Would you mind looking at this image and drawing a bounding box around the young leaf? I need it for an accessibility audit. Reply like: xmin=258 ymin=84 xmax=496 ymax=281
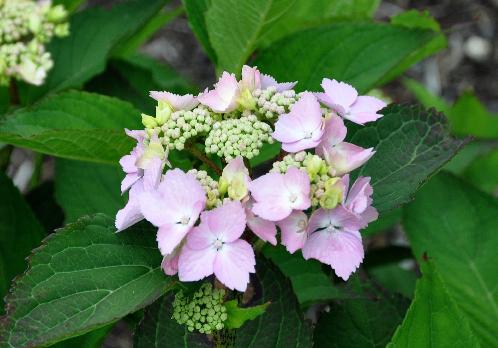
xmin=20 ymin=0 xmax=169 ymax=104
xmin=0 ymin=215 xmax=173 ymax=348
xmin=387 ymin=261 xmax=480 ymax=347
xmin=0 ymin=172 xmax=45 ymax=312
xmin=314 ymin=281 xmax=410 ymax=348
xmin=0 ymin=91 xmax=141 ymax=164
xmin=234 ymin=258 xmax=313 ymax=347
xmin=254 ymin=23 xmax=444 ymax=93
xmin=403 ymin=172 xmax=498 ymax=347
xmin=349 ymin=104 xmax=466 ymax=213
xmin=224 ymin=300 xmax=269 ymax=329
xmin=55 ymin=159 xmax=125 ymax=223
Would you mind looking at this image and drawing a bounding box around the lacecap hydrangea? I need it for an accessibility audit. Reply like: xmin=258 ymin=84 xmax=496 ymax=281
xmin=0 ymin=0 xmax=69 ymax=86
xmin=115 ymin=65 xmax=386 ymax=299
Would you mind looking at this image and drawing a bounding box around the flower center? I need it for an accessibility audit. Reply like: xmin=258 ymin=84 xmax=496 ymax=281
xmin=179 ymin=216 xmax=190 ymax=225
xmin=213 ymin=239 xmax=223 ymax=250
xmin=303 ymin=130 xmax=313 ymax=139
xmin=289 ymin=193 xmax=298 ymax=203
xmin=297 ymin=219 xmax=306 ymax=232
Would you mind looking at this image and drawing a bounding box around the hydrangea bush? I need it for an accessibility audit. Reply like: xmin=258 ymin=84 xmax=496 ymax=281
xmin=0 ymin=1 xmax=496 ymax=348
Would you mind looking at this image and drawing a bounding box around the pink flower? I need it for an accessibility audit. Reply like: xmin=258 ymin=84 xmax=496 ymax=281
xmin=277 ymin=210 xmax=308 ymax=253
xmin=198 ymin=72 xmax=239 ymax=113
xmin=149 ymin=91 xmax=199 ymax=111
xmin=161 ymin=247 xmax=181 ymax=276
xmin=342 ymin=175 xmax=378 ymax=228
xmin=139 ymin=169 xmax=206 ymax=256
xmin=302 ymin=207 xmax=364 ymax=280
xmin=249 ymin=167 xmax=311 ymax=221
xmin=316 ymin=117 xmax=374 ymax=176
xmin=245 ymin=199 xmax=277 ymax=245
xmin=178 ymin=201 xmax=256 ymax=292
xmin=261 ymin=74 xmax=296 ymax=92
xmin=316 ymin=78 xmax=386 ymax=125
xmin=115 ymin=180 xmax=146 ymax=232
xmin=272 ymin=92 xmax=324 ymax=152
xmin=240 ymin=65 xmax=261 ymax=92
xmin=119 ymin=142 xmax=144 ymax=193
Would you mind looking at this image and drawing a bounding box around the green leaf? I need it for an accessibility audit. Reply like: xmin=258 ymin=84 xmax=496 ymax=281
xmin=314 ymin=281 xmax=410 ymax=348
xmin=134 ymin=294 xmax=211 ymax=347
xmin=350 ymin=104 xmax=466 ymax=213
xmin=53 ymin=0 xmax=86 ymax=13
xmin=403 ymin=78 xmax=450 ymax=114
xmin=448 ymin=91 xmax=498 ymax=139
xmin=225 ymin=300 xmax=269 ymax=329
xmin=444 ymin=141 xmax=497 ymax=175
xmin=361 ymin=208 xmax=401 ymax=236
xmin=234 ymin=258 xmax=313 ymax=347
xmin=390 ymin=9 xmax=441 ymax=31
xmin=55 ymin=159 xmax=125 ymax=223
xmin=20 ymin=0 xmax=169 ymax=104
xmin=258 ymin=0 xmax=380 ymax=47
xmin=182 ymin=0 xmax=217 ymax=63
xmin=262 ymin=245 xmax=344 ymax=306
xmin=0 ymin=214 xmax=173 ymax=348
xmin=206 ymin=0 xmax=295 ymax=73
xmin=49 ymin=324 xmax=114 ymax=348
xmin=367 ymin=263 xmax=417 ymax=299
xmin=0 ymin=91 xmax=141 ymax=164
xmin=463 ymin=148 xmax=498 ymax=193
xmin=387 ymin=261 xmax=480 ymax=347
xmin=254 ymin=23 xmax=444 ymax=93
xmin=0 ymin=172 xmax=45 ymax=313
xmin=402 ymin=172 xmax=498 ymax=347
xmin=25 ymin=181 xmax=65 ymax=233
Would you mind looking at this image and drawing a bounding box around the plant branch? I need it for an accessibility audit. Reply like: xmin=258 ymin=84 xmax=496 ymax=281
xmin=185 ymin=143 xmax=222 ymax=176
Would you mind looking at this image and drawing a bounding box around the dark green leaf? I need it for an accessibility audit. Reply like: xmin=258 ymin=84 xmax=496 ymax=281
xmin=254 ymin=23 xmax=444 ymax=93
xmin=402 ymin=172 xmax=498 ymax=347
xmin=134 ymin=294 xmax=211 ymax=348
xmin=25 ymin=181 xmax=64 ymax=233
xmin=367 ymin=263 xmax=417 ymax=299
xmin=0 ymin=91 xmax=141 ymax=164
xmin=55 ymin=159 xmax=125 ymax=223
xmin=53 ymin=0 xmax=86 ymax=13
xmin=20 ymin=0 xmax=169 ymax=103
xmin=0 ymin=214 xmax=173 ymax=348
xmin=361 ymin=208 xmax=401 ymax=236
xmin=350 ymin=104 xmax=466 ymax=212
xmin=234 ymin=258 xmax=313 ymax=347
xmin=387 ymin=261 xmax=480 ymax=347
xmin=49 ymin=324 xmax=114 ymax=348
xmin=314 ymin=281 xmax=410 ymax=348
xmin=182 ymin=0 xmax=217 ymax=63
xmin=0 ymin=172 xmax=45 ymax=313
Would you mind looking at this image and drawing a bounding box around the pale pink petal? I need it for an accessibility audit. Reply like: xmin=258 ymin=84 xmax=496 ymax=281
xmin=324 ymin=142 xmax=375 ymax=176
xmin=115 ymin=181 xmax=145 ymax=232
xmin=316 ymin=115 xmax=347 ymax=154
xmin=346 ymin=96 xmax=386 ymax=124
xmin=121 ymin=173 xmax=140 ymax=193
xmin=261 ymin=73 xmax=296 ymax=92
xmin=283 ymin=167 xmax=311 ymax=211
xmin=241 ymin=65 xmax=261 ymax=91
xmin=120 ymin=153 xmax=138 ymax=173
xmin=249 ymin=172 xmax=291 ymax=221
xmin=214 ymin=239 xmax=255 ymax=292
xmin=185 ymin=221 xmax=216 ymax=250
xmin=291 ymin=92 xmax=323 ymax=133
xmin=246 ymin=202 xmax=277 ymax=245
xmin=198 ymin=72 xmax=239 ymax=112
xmin=320 ymin=78 xmax=358 ymax=113
xmin=178 ymin=245 xmax=216 ymax=281
xmin=125 ymin=129 xmax=146 ymax=142
xmin=222 ymin=156 xmax=249 ymax=182
xmin=149 ymin=91 xmax=199 ymax=111
xmin=251 ymin=201 xmax=293 ymax=222
xmin=142 ymin=156 xmax=163 ymax=191
xmin=272 ymin=112 xmax=309 ymax=143
xmin=308 ymin=206 xmax=361 ymax=233
xmin=358 ymin=206 xmax=378 ymax=227
xmin=161 ymin=249 xmax=180 ymax=276
xmin=281 ymin=137 xmax=322 ymax=153
xmin=344 ymin=177 xmax=372 ymax=214
xmin=205 ymin=201 xmax=246 ymax=243
xmin=156 ymin=224 xmax=191 ymax=255
xmin=277 ymin=211 xmax=308 ymax=253
xmin=139 ymin=190 xmax=176 ymax=227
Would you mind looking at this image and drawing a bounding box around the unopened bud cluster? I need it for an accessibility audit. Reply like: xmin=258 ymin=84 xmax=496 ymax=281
xmin=253 ymin=87 xmax=299 ymax=120
xmin=0 ymin=0 xmax=69 ymax=86
xmin=205 ymin=112 xmax=274 ymax=161
xmin=187 ymin=169 xmax=223 ymax=208
xmin=172 ymin=283 xmax=228 ymax=334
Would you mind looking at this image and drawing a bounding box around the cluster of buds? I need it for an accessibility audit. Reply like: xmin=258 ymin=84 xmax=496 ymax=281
xmin=0 ymin=0 xmax=69 ymax=86
xmin=252 ymin=87 xmax=298 ymax=120
xmin=116 ymin=65 xmax=387 ymax=311
xmin=172 ymin=284 xmax=228 ymax=334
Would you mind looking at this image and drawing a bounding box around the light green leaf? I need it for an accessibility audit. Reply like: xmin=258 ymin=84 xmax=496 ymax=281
xmin=388 ymin=261 xmax=480 ymax=347
xmin=206 ymin=0 xmax=295 ymax=73
xmin=225 ymin=300 xmax=269 ymax=329
xmin=0 ymin=172 xmax=45 ymax=312
xmin=55 ymin=159 xmax=125 ymax=223
xmin=390 ymin=9 xmax=441 ymax=31
xmin=0 ymin=214 xmax=173 ymax=348
xmin=349 ymin=104 xmax=466 ymax=212
xmin=463 ymin=148 xmax=498 ymax=193
xmin=403 ymin=78 xmax=450 ymax=114
xmin=314 ymin=280 xmax=410 ymax=348
xmin=262 ymin=245 xmax=344 ymax=307
xmin=182 ymin=0 xmax=217 ymax=63
xmin=20 ymin=0 xmax=169 ymax=104
xmin=254 ymin=23 xmax=444 ymax=93
xmin=0 ymin=91 xmax=141 ymax=164
xmin=234 ymin=257 xmax=313 ymax=347
xmin=402 ymin=172 xmax=498 ymax=347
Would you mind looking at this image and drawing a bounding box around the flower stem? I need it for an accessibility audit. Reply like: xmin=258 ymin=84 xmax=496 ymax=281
xmin=9 ymin=79 xmax=20 ymax=106
xmin=185 ymin=143 xmax=222 ymax=176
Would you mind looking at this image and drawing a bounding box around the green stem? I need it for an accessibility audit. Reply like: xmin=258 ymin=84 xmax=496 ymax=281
xmin=185 ymin=143 xmax=222 ymax=176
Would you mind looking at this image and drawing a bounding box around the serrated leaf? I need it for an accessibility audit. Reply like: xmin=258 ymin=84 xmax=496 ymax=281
xmin=314 ymin=280 xmax=410 ymax=348
xmin=55 ymin=159 xmax=125 ymax=223
xmin=387 ymin=261 xmax=480 ymax=347
xmin=402 ymin=172 xmax=498 ymax=347
xmin=234 ymin=258 xmax=312 ymax=347
xmin=254 ymin=23 xmax=444 ymax=93
xmin=349 ymin=104 xmax=466 ymax=213
xmin=0 ymin=91 xmax=141 ymax=164
xmin=0 ymin=214 xmax=173 ymax=348
xmin=225 ymin=300 xmax=269 ymax=329
xmin=206 ymin=0 xmax=295 ymax=73
xmin=262 ymin=245 xmax=344 ymax=307
xmin=20 ymin=0 xmax=169 ymax=103
xmin=0 ymin=172 xmax=45 ymax=313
